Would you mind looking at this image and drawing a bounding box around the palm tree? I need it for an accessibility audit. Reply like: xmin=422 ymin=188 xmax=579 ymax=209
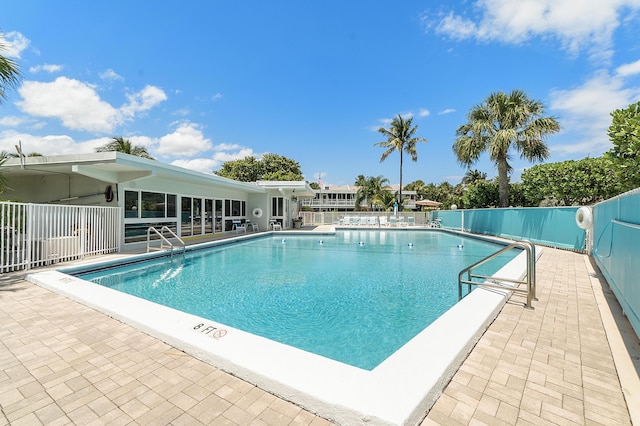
xmin=453 ymin=90 xmax=560 ymax=207
xmin=375 ymin=114 xmax=427 ymax=207
xmin=96 ymin=137 xmax=154 ymax=159
xmin=372 ymin=190 xmax=397 ymax=211
xmin=0 ymin=42 xmax=21 ymax=105
xmin=0 ymin=43 xmax=21 ymax=195
xmin=354 ymin=175 xmax=389 ymax=210
xmin=461 ymin=169 xmax=487 ymax=186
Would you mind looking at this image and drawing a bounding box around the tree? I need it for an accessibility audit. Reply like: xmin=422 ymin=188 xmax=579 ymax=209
xmin=462 ymin=180 xmax=500 ymax=208
xmin=0 ymin=42 xmax=21 ymax=105
xmin=354 ymin=175 xmax=389 ymax=210
xmin=521 ymin=157 xmax=619 ymax=206
xmin=461 ymin=169 xmax=487 ymax=186
xmin=215 ymin=153 xmax=303 ymax=182
xmin=453 ymin=90 xmax=560 ymax=207
xmin=260 ymin=154 xmax=304 ymax=181
xmin=1 ymin=42 xmax=22 ymax=195
xmin=605 ymin=101 xmax=640 ymax=192
xmin=375 ymin=114 xmax=427 ymax=206
xmin=371 ymin=190 xmax=397 ymax=211
xmin=96 ymin=137 xmax=154 ymax=159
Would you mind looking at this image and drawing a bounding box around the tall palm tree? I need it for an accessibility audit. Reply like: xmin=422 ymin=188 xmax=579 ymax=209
xmin=96 ymin=137 xmax=154 ymax=159
xmin=375 ymin=114 xmax=427 ymax=207
xmin=0 ymin=42 xmax=21 ymax=105
xmin=453 ymin=90 xmax=560 ymax=207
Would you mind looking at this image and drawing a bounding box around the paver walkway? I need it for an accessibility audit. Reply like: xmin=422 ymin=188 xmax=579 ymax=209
xmin=423 ymin=248 xmax=636 ymax=425
xmin=1 ymin=247 xmax=637 ymax=425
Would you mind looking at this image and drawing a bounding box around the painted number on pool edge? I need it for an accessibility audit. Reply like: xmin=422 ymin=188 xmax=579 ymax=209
xmin=193 ymin=323 xmax=228 ymax=339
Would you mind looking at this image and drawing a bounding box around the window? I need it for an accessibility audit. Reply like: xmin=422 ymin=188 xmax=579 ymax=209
xmin=141 ymin=192 xmax=165 ymax=218
xmin=167 ymin=194 xmax=176 ymax=217
xmin=125 ymin=191 xmax=139 ymax=218
xmin=272 ymin=197 xmax=284 ymax=216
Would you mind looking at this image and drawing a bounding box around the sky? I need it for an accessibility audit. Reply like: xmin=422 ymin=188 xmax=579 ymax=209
xmin=1 ymin=1 xmax=640 ymax=188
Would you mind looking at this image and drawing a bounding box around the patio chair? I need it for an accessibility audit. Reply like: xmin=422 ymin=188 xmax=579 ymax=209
xmin=369 ymin=217 xmax=378 ymax=227
xmin=232 ymin=220 xmax=246 ymax=233
xmin=407 ymin=217 xmax=415 ymax=226
xmin=389 ymin=216 xmax=397 ymax=227
xmin=379 ymin=216 xmax=388 ymax=227
xmin=359 ymin=217 xmax=368 ymax=226
xmin=398 ymin=217 xmax=406 ymax=227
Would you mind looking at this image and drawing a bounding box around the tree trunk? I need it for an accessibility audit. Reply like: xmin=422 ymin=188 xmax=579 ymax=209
xmin=398 ymin=151 xmax=403 ymax=208
xmin=497 ymin=157 xmax=510 ymax=207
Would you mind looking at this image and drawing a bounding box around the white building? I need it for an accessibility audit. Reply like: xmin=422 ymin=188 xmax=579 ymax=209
xmin=1 ymin=152 xmax=314 ymax=247
xmin=301 ymin=184 xmax=418 ymax=212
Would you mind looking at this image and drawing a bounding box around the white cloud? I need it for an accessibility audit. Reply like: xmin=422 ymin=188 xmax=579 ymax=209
xmin=0 ymin=130 xmax=108 ymax=156
xmin=549 ymin=69 xmax=640 ymax=156
xmin=212 ymin=93 xmax=223 ymax=101
xmin=428 ymin=0 xmax=640 ymax=61
xmin=170 ymin=158 xmax=218 ymax=174
xmin=418 ymin=108 xmax=430 ymax=117
xmin=156 ymin=122 xmax=212 ymax=156
xmin=438 ymin=108 xmax=456 ymax=115
xmin=29 ymin=64 xmax=63 ymax=74
xmin=121 ymin=85 xmax=168 ymax=118
xmin=214 ymin=143 xmax=242 ymax=151
xmin=170 ymin=146 xmax=257 ymax=174
xmin=16 ymin=77 xmax=167 ymax=133
xmin=0 ymin=31 xmax=30 ymax=58
xmin=616 ymin=59 xmax=640 ymax=77
xmin=17 ymin=77 xmax=120 ymax=133
xmin=100 ymin=69 xmax=124 ymax=82
xmin=0 ymin=116 xmax=28 ymax=127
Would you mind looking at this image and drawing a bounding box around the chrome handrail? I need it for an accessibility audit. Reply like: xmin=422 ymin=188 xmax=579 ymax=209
xmin=147 ymin=226 xmax=186 ymax=256
xmin=458 ymin=240 xmax=536 ymax=309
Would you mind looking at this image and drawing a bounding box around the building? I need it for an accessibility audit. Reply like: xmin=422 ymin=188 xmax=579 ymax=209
xmin=301 ymin=184 xmax=418 ymax=212
xmin=0 ymin=152 xmax=314 ymax=248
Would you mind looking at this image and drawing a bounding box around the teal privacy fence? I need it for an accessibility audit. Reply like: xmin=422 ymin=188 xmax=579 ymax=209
xmin=591 ymin=188 xmax=640 ymax=339
xmin=431 ymin=207 xmax=585 ymax=251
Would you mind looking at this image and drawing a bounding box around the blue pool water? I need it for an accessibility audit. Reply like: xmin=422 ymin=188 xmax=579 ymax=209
xmin=77 ymin=230 xmax=516 ymax=370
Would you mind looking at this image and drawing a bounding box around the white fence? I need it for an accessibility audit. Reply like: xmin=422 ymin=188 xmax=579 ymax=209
xmin=1 ymin=202 xmax=121 ymax=273
xmin=299 ymin=211 xmax=432 ymax=226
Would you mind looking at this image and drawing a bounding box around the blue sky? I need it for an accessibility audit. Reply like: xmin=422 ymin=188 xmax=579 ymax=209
xmin=2 ymin=1 xmax=640 ymax=187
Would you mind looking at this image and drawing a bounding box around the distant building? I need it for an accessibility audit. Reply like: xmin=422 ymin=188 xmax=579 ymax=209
xmin=301 ymin=184 xmax=418 ymax=212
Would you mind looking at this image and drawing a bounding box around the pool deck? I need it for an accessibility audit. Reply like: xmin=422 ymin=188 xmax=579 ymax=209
xmin=1 ymin=230 xmax=639 ymax=425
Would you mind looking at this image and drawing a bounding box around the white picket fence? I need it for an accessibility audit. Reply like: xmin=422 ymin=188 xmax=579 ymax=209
xmin=1 ymin=202 xmax=122 ymax=273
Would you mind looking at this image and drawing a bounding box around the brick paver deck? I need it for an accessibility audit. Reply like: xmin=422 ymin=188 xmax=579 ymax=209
xmin=1 ymin=247 xmax=637 ymax=425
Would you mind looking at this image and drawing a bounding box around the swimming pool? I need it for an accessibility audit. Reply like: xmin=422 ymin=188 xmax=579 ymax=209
xmin=29 ymin=229 xmax=538 ymax=425
xmin=77 ymin=230 xmax=515 ymax=370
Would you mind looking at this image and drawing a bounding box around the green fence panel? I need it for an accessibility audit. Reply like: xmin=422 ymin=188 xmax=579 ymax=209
xmin=592 ymin=189 xmax=640 ymax=339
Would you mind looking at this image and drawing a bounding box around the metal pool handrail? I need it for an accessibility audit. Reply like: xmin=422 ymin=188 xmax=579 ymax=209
xmin=458 ymin=240 xmax=536 ymax=309
xmin=147 ymin=226 xmax=186 ymax=256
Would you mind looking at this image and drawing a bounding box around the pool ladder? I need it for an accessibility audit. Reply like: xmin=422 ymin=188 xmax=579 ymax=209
xmin=147 ymin=226 xmax=186 ymax=257
xmin=458 ymin=240 xmax=537 ymax=309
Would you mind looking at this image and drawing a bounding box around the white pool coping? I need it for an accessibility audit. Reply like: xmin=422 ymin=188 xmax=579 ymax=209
xmin=27 ymin=234 xmax=541 ymax=425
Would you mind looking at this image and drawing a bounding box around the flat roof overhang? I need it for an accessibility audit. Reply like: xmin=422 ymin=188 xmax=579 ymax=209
xmin=1 ymin=152 xmax=265 ymax=193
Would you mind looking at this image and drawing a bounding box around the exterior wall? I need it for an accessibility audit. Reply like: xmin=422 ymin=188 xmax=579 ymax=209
xmin=592 ymin=188 xmax=640 ymax=339
xmin=4 ymin=174 xmax=116 ymax=207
